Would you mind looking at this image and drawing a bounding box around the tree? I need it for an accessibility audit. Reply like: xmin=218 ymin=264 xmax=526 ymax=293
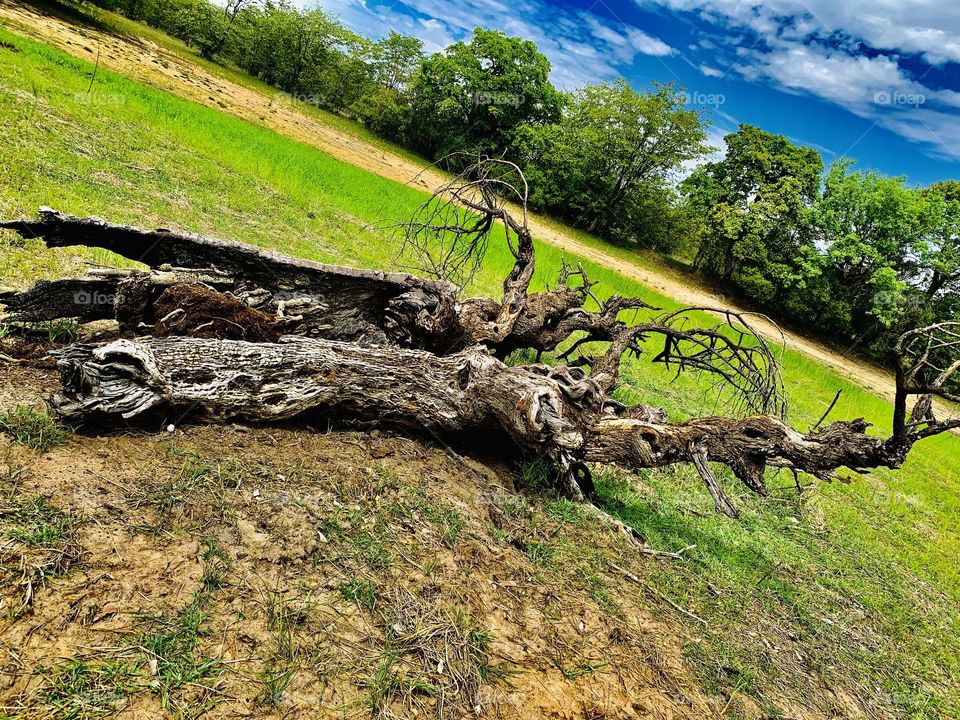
xmin=814 ymin=160 xmax=931 ymax=338
xmin=232 ymin=3 xmax=373 ymax=107
xmin=194 ymin=0 xmax=258 ymax=60
xmin=369 ymin=31 xmax=424 ymax=91
xmin=406 ymin=29 xmax=563 ymax=158
xmin=519 ymin=80 xmax=710 ymax=239
xmin=349 ymin=32 xmax=423 ymax=140
xmin=683 ymin=125 xmax=823 ymax=305
xmin=919 ymin=180 xmax=960 ymax=300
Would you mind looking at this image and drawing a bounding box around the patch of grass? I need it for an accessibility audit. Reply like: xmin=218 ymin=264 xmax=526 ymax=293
xmin=137 ymin=593 xmax=219 ymax=715
xmin=39 ymin=656 xmax=144 ymax=720
xmin=4 ymin=494 xmax=75 ymax=548
xmin=259 ymin=664 xmax=297 ymax=707
xmin=0 ymin=474 xmax=80 ymax=606
xmin=521 ymin=459 xmax=552 ymax=492
xmin=45 ymin=318 xmax=79 ymax=343
xmin=132 ymin=541 xmax=229 ymax=716
xmin=555 ymin=662 xmax=607 ymax=681
xmin=0 ymin=405 xmax=69 ymax=452
xmin=367 ymin=590 xmax=502 ymax=716
xmin=340 ymin=577 xmax=379 ymax=611
xmin=349 ymin=531 xmax=394 ymax=570
xmin=525 ymin=541 xmax=561 ymax=574
xmin=421 ymin=504 xmax=464 ymax=548
xmin=545 ymin=497 xmax=590 ymax=526
xmin=257 ymin=582 xmax=309 ymax=707
xmin=131 ymin=449 xmax=239 ymax=531
xmin=199 ymin=538 xmax=230 ymax=591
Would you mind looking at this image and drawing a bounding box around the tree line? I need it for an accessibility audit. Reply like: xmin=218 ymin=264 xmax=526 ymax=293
xmin=82 ymin=0 xmax=960 ymax=372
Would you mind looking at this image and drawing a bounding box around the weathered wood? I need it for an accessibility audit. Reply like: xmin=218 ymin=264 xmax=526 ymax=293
xmin=1 ymin=208 xmax=458 ymax=343
xmin=51 ymin=336 xmax=929 ymax=498
xmin=2 ymin=210 xmax=788 ymax=415
xmin=7 ymin=200 xmax=958 ymax=517
xmin=0 ymin=278 xmax=123 ymax=324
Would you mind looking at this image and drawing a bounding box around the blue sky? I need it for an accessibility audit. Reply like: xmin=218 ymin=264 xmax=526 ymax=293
xmin=314 ymin=0 xmax=960 ymax=186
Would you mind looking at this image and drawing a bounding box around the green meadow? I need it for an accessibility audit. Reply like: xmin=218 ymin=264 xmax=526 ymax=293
xmin=1 ymin=24 xmax=958 ymax=716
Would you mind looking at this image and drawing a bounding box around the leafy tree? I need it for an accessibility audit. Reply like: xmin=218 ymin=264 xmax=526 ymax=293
xmin=232 ymin=3 xmax=372 ymax=107
xmin=814 ymin=160 xmax=931 ymax=333
xmin=919 ymin=180 xmax=960 ymax=299
xmin=348 ymin=32 xmax=422 ymax=139
xmin=193 ymin=0 xmax=259 ymax=60
xmin=518 ymin=80 xmax=709 ymax=244
xmin=369 ymin=31 xmax=423 ymax=90
xmin=406 ymin=28 xmax=563 ymax=158
xmin=683 ymin=125 xmax=823 ymax=305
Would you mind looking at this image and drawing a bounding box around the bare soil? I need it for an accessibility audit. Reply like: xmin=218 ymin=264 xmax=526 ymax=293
xmin=0 ymin=0 xmax=921 ymax=408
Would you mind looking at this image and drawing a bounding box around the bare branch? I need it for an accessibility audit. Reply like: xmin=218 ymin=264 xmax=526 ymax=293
xmin=394 ymin=152 xmax=530 ymax=289
xmin=893 ymin=322 xmax=960 ymax=439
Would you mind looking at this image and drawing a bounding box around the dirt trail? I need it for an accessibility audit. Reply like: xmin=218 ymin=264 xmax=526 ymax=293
xmin=0 ymin=0 xmax=943 ymax=408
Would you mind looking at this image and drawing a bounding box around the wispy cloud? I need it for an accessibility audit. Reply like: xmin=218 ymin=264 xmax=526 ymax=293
xmin=317 ymin=0 xmax=677 ymax=88
xmin=636 ymin=0 xmax=960 ymax=161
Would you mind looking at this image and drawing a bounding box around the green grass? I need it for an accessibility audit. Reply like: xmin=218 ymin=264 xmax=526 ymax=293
xmin=133 ymin=537 xmax=231 ymax=717
xmin=3 ymin=494 xmax=73 ymax=547
xmin=39 ymin=657 xmax=143 ymax=720
xmin=0 ymin=24 xmax=958 ymax=717
xmin=0 ymin=405 xmax=69 ymax=452
xmin=340 ymin=578 xmax=379 ymax=611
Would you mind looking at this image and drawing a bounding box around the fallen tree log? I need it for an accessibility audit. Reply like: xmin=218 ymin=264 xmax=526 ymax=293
xmin=4 ymin=155 xmax=958 ymax=520
xmin=2 ymin=209 xmax=788 ymax=413
xmin=51 ymin=335 xmax=953 ymax=517
xmin=0 ymin=207 xmax=458 ymax=344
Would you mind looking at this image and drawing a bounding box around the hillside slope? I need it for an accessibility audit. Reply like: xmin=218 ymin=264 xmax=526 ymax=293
xmin=1 ymin=362 xmax=743 ymax=720
xmin=0 ymin=5 xmax=959 ymax=718
xmin=0 ymin=0 xmax=917 ymax=406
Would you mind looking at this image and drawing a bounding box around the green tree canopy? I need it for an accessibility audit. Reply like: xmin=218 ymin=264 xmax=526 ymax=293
xmin=518 ymin=80 xmax=710 ymax=246
xmin=919 ymin=180 xmax=960 ymax=299
xmin=814 ymin=159 xmax=932 ymax=330
xmin=683 ymin=125 xmax=823 ymax=305
xmin=406 ymin=28 xmax=563 ymax=158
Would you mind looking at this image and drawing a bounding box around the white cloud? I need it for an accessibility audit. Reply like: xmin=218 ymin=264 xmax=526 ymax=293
xmin=639 ymin=0 xmax=960 ymax=65
xmin=316 ymin=0 xmax=677 ymax=88
xmin=624 ymin=26 xmax=675 ymax=57
xmin=635 ymin=0 xmax=960 ymax=162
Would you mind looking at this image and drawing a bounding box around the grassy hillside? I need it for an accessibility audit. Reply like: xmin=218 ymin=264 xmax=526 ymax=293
xmin=1 ymin=24 xmax=959 ymax=717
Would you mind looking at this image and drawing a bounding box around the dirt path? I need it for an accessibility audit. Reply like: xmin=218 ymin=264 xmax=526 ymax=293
xmin=0 ymin=0 xmax=941 ymax=408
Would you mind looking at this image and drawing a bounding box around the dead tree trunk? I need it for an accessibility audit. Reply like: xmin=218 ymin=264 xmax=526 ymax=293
xmin=0 ymin=208 xmax=460 ymax=346
xmin=3 ymin=155 xmax=958 ymax=521
xmin=51 ymin=336 xmax=945 ymax=517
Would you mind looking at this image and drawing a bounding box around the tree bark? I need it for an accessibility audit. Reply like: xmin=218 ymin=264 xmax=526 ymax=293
xmin=5 ymin=205 xmax=957 ymax=519
xmin=1 ymin=208 xmax=458 ymax=345
xmin=51 ymin=336 xmax=926 ymax=516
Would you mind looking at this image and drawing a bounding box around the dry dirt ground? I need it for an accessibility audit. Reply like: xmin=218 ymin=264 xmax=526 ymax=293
xmin=0 ymin=353 xmax=763 ymax=720
xmin=0 ymin=0 xmax=918 ymax=407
